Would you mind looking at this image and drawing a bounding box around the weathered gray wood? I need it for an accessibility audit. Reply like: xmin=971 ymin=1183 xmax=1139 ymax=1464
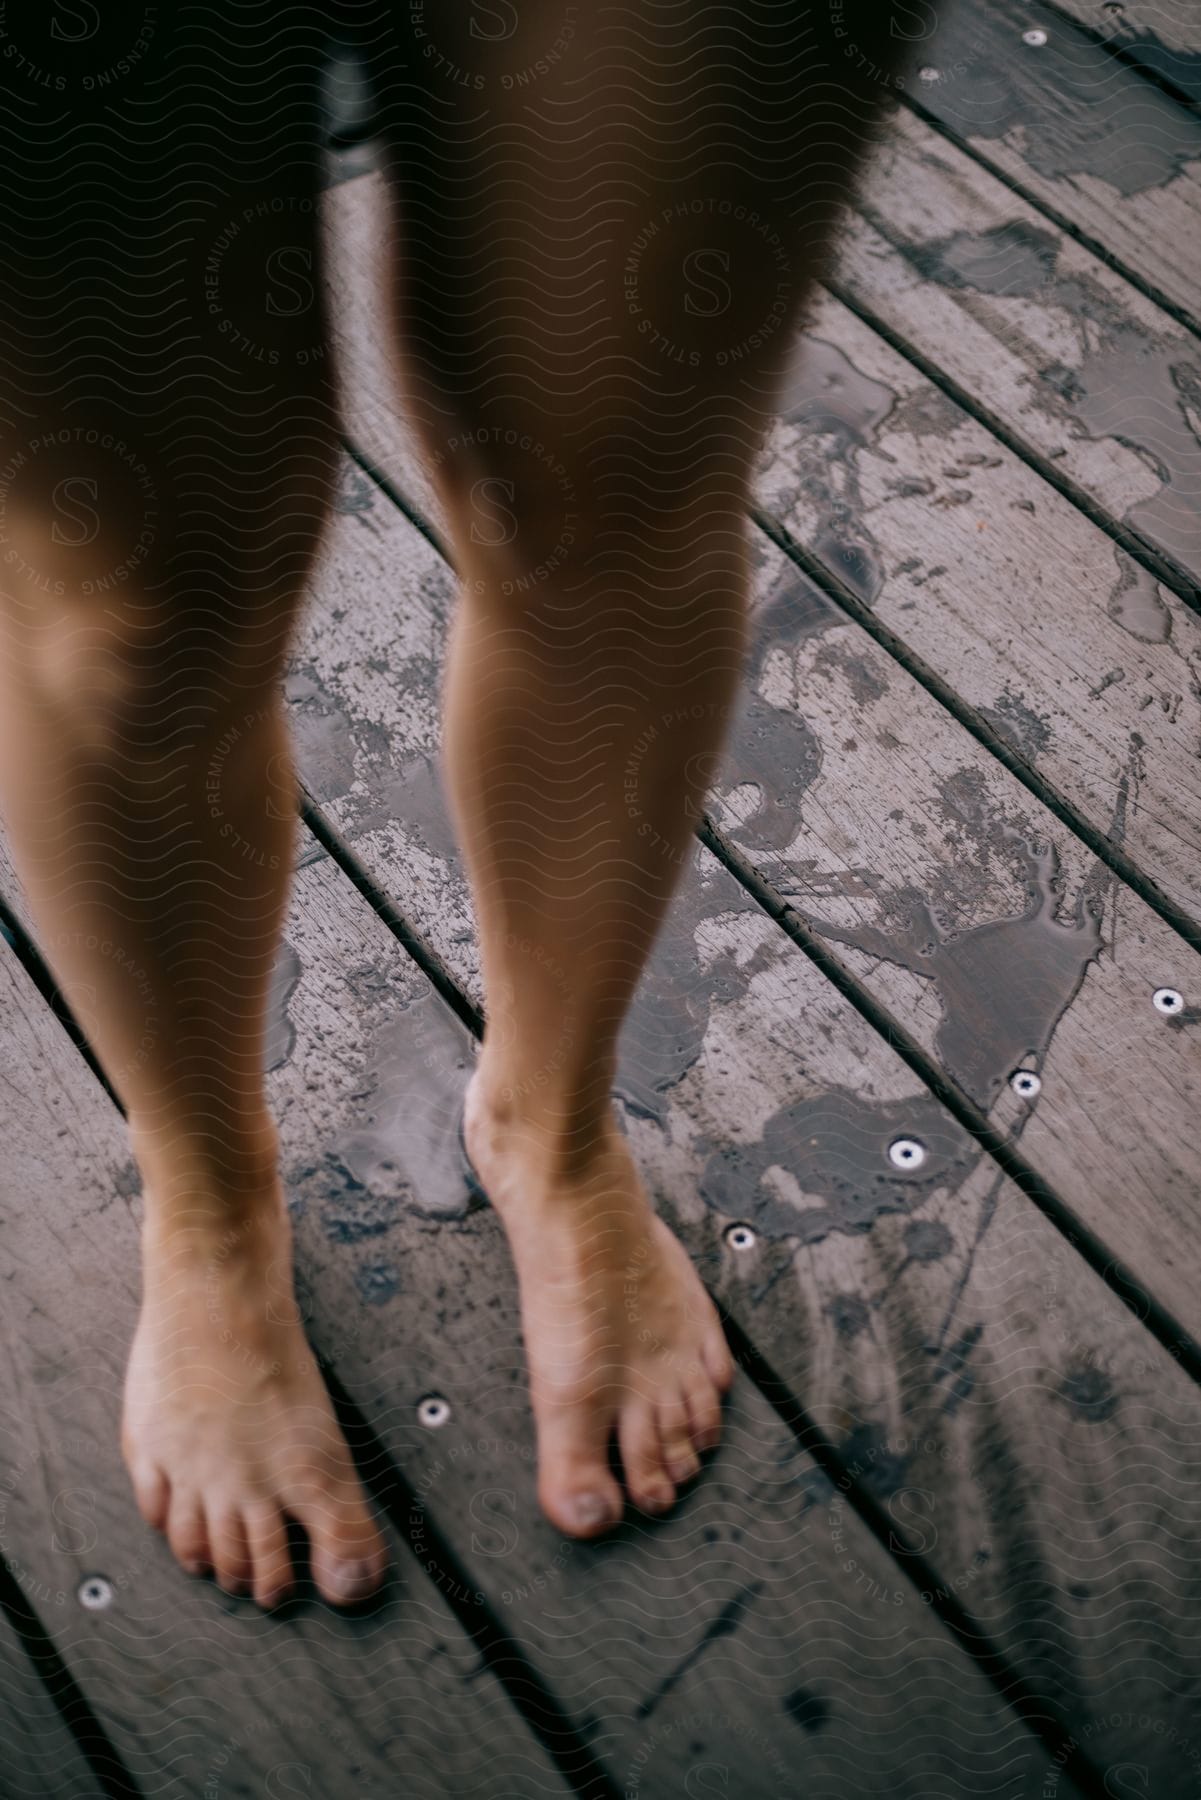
xmin=0 ymin=841 xmax=1066 ymax=1797
xmin=722 ymin=529 xmax=1201 ymax=1333
xmin=330 ymin=172 xmax=1201 ymax=937
xmin=0 ymin=896 xmax=577 ymax=1800
xmin=832 ymin=104 xmax=1201 ymax=593
xmin=289 ymin=468 xmax=1201 ymax=1785
xmin=901 ymin=0 xmax=1201 ymax=330
xmin=328 ymin=171 xmax=1201 ymax=1331
xmin=754 ymin=292 xmax=1201 ymax=934
xmin=1046 ymin=0 xmax=1201 ymax=105
xmin=0 ymin=1612 xmax=99 ymax=1799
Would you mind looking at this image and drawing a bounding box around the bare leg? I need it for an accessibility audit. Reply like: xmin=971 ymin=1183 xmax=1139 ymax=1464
xmin=0 ymin=11 xmax=387 ymax=1606
xmin=378 ymin=4 xmax=903 ymax=1530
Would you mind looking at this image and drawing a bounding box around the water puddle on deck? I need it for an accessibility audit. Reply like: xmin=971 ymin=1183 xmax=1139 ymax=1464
xmin=773 ymin=337 xmax=894 ymax=604
xmin=804 ymin=830 xmax=1104 ymax=1111
xmin=699 ymin=1088 xmax=975 ymax=1244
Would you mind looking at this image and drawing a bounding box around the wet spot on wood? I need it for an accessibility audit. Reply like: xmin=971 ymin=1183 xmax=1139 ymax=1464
xmin=917 ymin=1 xmax=1200 ymax=197
xmin=747 ymin=565 xmax=841 ymax=680
xmin=334 ymin=459 xmax=375 ymax=515
xmin=804 ymin=829 xmax=1102 ymax=1109
xmin=635 ymin=1584 xmax=764 ymax=1721
xmin=719 ymin=696 xmax=823 ymax=853
xmin=1058 ymin=1362 xmax=1119 ymax=1424
xmin=355 ymin=1261 xmax=401 ymax=1305
xmin=310 ymin=1160 xmax=405 ymax=1243
xmin=1038 ymin=308 xmax=1201 ymax=577
xmin=335 ymin=987 xmax=481 ymax=1218
xmin=904 ymin=1219 xmax=954 ymax=1263
xmin=812 ymin=640 xmax=889 ymax=709
xmin=838 ymin=1421 xmax=912 ymax=1496
xmin=286 ymin=666 xmax=358 ymax=803
xmin=264 ymin=940 xmax=302 ymax=1072
xmin=812 ymin=534 xmax=883 ymax=603
xmin=774 ymin=337 xmax=893 ymax=603
xmin=783 ymin=1688 xmax=829 ymax=1734
xmin=778 ymin=337 xmax=895 ymax=443
xmin=979 ymin=686 xmax=1053 ymax=762
xmin=908 ymin=220 xmax=1060 ymax=297
xmin=699 ymin=1090 xmax=975 ymax=1243
xmin=827 ymin=1293 xmax=872 ymax=1338
xmin=113 ymin=1160 xmax=142 ymax=1199
xmin=352 ymin=751 xmax=462 ymax=864
xmin=617 ymin=876 xmax=766 ymax=1123
xmin=1106 ymin=547 xmax=1173 ymax=644
xmin=888 ymin=386 xmax=963 ymax=441
xmin=933 ymin=1322 xmax=984 ymax=1416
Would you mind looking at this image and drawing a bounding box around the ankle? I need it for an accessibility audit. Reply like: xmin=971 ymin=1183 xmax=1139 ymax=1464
xmin=130 ymin=1113 xmax=283 ymax=1231
xmin=467 ymin=1062 xmax=621 ymax=1184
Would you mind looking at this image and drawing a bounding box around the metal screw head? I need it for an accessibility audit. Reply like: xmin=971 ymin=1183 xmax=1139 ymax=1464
xmin=1153 ymin=987 xmax=1184 ymax=1016
xmin=1010 ymin=1069 xmax=1042 ymax=1099
xmin=77 ymin=1576 xmax=113 ymax=1611
xmin=888 ymin=1136 xmax=927 ymax=1172
xmin=725 ymin=1223 xmax=757 ymax=1252
xmin=417 ymin=1394 xmax=451 ymax=1429
xmin=1023 ymin=27 xmax=1048 ymax=46
xmin=918 ymin=65 xmax=940 ymax=83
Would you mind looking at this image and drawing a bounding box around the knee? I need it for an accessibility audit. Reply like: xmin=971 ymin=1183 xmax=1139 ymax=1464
xmin=432 ymin=422 xmax=583 ymax=599
xmin=434 ymin=422 xmax=752 ymax=625
xmin=2 ymin=556 xmax=279 ymax=760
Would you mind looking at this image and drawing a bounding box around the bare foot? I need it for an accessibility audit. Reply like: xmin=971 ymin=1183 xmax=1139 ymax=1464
xmin=121 ymin=1193 xmax=389 ymax=1608
xmin=463 ymin=1072 xmax=734 ymax=1537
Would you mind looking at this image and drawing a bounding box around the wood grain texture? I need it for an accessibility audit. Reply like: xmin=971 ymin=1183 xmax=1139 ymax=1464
xmin=0 ymin=1612 xmax=99 ymax=1800
xmin=0 ymin=850 xmax=1063 ymax=1799
xmin=900 ymin=0 xmax=1201 ymax=329
xmin=832 ymin=104 xmax=1201 ymax=594
xmin=755 ymin=294 xmax=1201 ymax=932
xmin=328 ymin=173 xmax=1201 ymax=1335
xmin=287 ymin=469 xmax=1201 ymax=1788
xmin=330 ymin=172 xmax=1201 ymax=937
xmin=0 ymin=883 xmax=575 ymax=1800
xmin=1044 ymin=0 xmax=1201 ymax=104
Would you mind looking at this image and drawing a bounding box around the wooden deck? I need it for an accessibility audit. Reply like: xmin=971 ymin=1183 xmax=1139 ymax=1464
xmin=3 ymin=4 xmax=1201 ymax=1795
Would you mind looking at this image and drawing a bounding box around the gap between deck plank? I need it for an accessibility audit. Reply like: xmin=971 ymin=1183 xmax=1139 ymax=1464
xmin=332 ymin=173 xmax=1201 ymax=944
xmin=0 ymin=1597 xmax=119 ymax=1800
xmin=264 ymin=456 xmax=1201 ymax=1789
xmin=1042 ymin=0 xmax=1201 ymax=108
xmin=831 ymin=104 xmax=1201 ymax=604
xmin=328 ymin=173 xmax=1201 ymax=1348
xmin=0 ymin=843 xmax=1071 ymax=1800
xmin=895 ymin=0 xmax=1201 ymax=338
xmin=0 ymin=880 xmax=582 ymax=1800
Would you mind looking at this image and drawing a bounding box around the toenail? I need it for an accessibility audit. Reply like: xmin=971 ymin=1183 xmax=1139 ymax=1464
xmin=668 ymin=1457 xmax=700 ymax=1483
xmin=326 ymin=1559 xmax=377 ymax=1603
xmin=180 ymin=1560 xmax=207 ymax=1578
xmin=642 ymin=1488 xmax=674 ymax=1514
xmin=568 ymin=1494 xmax=613 ymax=1530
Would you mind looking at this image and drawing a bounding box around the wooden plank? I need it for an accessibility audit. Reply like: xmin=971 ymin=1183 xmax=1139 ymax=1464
xmin=328 ymin=171 xmax=1201 ymax=1326
xmin=0 ymin=851 xmax=1065 ymax=1797
xmin=0 ymin=1613 xmax=99 ymax=1800
xmin=0 ymin=898 xmax=578 ymax=1800
xmin=899 ymin=0 xmax=1201 ymax=331
xmin=832 ymin=104 xmax=1201 ymax=593
xmin=330 ymin=173 xmax=1201 ymax=936
xmin=289 ymin=469 xmax=1201 ymax=1786
xmin=1045 ymin=0 xmax=1201 ymax=105
xmin=753 ymin=290 xmax=1201 ymax=933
